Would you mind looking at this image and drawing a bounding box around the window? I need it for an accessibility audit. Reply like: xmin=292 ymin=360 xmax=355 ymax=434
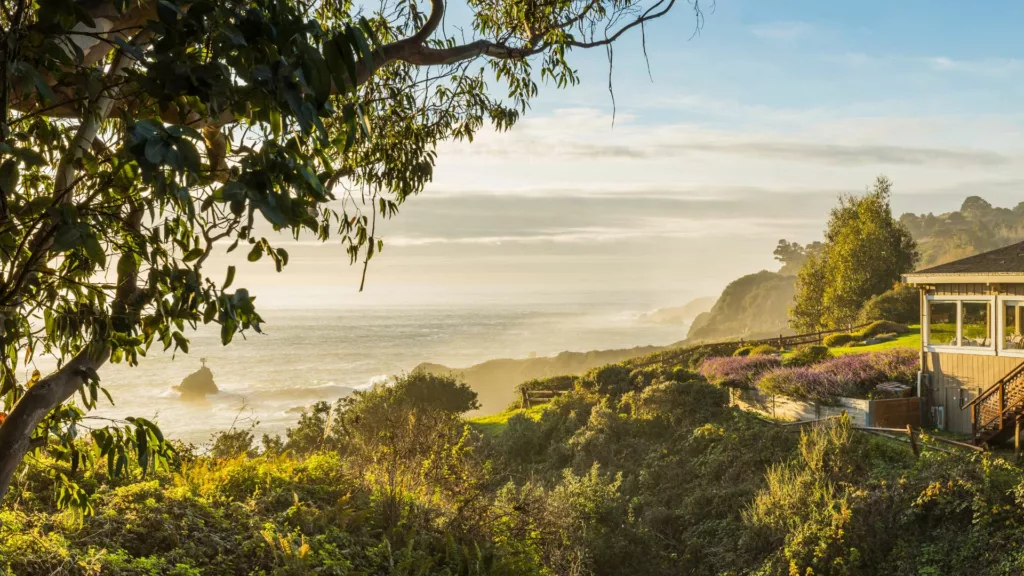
xmin=961 ymin=301 xmax=991 ymax=347
xmin=927 ymin=301 xmax=958 ymax=346
xmin=1004 ymin=301 xmax=1024 ymax=351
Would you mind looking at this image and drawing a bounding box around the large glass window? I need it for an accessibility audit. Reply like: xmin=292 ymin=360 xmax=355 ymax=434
xmin=928 ymin=301 xmax=958 ymax=346
xmin=1005 ymin=301 xmax=1024 ymax=350
xmin=961 ymin=301 xmax=991 ymax=347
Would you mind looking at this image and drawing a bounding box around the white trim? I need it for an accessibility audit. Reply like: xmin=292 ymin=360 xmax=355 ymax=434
xmin=997 ymin=297 xmax=1024 ymax=357
xmin=924 ymin=345 xmax=999 ymax=356
xmin=923 ymin=294 xmax=997 ymax=353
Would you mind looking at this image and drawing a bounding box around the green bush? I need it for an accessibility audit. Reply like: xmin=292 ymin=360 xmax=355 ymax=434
xmin=667 ymin=367 xmax=701 ymax=383
xmin=733 ymin=346 xmax=754 ymax=357
xmin=749 ymin=344 xmax=778 ymax=356
xmin=856 ymin=320 xmax=909 ymax=339
xmin=783 ymin=345 xmax=832 ymax=367
xmin=823 ymin=333 xmax=853 ymax=347
xmin=858 ymin=284 xmax=920 ymax=325
xmin=578 ymin=364 xmax=634 ymax=396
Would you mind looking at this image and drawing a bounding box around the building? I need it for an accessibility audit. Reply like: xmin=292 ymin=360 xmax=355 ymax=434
xmin=903 ymin=241 xmax=1024 ymax=444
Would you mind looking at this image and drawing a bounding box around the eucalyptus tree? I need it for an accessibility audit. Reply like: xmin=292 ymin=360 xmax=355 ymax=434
xmin=0 ymin=0 xmax=705 ymax=504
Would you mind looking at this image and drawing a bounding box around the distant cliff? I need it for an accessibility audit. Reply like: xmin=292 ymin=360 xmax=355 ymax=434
xmin=638 ymin=297 xmax=715 ymax=325
xmin=682 ymin=271 xmax=796 ymax=344
xmin=415 ymin=346 xmax=662 ymax=414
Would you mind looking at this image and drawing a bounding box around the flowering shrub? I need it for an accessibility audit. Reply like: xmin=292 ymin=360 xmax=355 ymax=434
xmin=757 ymin=349 xmax=917 ymax=403
xmin=699 ymin=355 xmax=782 ymax=388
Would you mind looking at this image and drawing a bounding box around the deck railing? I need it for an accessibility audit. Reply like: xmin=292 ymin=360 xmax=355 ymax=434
xmin=962 ymin=362 xmax=1024 ymax=436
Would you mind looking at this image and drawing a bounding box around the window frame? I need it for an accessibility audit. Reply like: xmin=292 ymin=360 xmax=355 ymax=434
xmin=997 ymin=298 xmax=1024 ymax=358
xmin=924 ymin=294 xmax=997 ymax=355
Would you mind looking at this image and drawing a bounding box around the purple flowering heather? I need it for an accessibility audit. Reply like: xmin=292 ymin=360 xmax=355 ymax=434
xmin=699 ymin=355 xmax=782 ymax=388
xmin=757 ymin=349 xmax=918 ymax=403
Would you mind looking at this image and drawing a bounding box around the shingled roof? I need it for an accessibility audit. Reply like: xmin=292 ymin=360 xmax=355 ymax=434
xmin=911 ymin=241 xmax=1024 ymax=276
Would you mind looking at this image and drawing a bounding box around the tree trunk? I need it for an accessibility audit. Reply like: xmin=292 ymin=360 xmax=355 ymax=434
xmin=0 ymin=345 xmax=109 ymax=502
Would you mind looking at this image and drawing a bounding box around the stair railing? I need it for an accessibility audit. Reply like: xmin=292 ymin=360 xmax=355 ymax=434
xmin=962 ymin=362 xmax=1024 ymax=435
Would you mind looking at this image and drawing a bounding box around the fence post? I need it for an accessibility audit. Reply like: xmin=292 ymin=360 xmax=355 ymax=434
xmin=1016 ymin=419 xmax=1021 ymax=460
xmin=521 ymin=388 xmax=530 ymax=409
xmin=778 ymin=334 xmax=783 ymax=349
xmin=907 ymin=424 xmax=920 ymax=458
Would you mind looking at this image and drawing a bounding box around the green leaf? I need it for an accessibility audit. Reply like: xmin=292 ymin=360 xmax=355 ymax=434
xmin=323 ymin=37 xmax=352 ymax=93
xmin=247 ymin=244 xmax=262 ymax=262
xmin=223 ymin=265 xmax=236 ymax=290
xmin=171 ymin=331 xmax=189 ymax=353
xmin=82 ymin=234 xmax=106 ymax=268
xmin=13 ymin=147 xmax=44 ymax=167
xmin=0 ymin=160 xmax=19 ymax=198
xmin=221 ymin=23 xmax=247 ymax=45
xmin=182 ymin=247 xmax=204 ymax=262
xmin=157 ymin=0 xmax=180 ymax=25
xmin=145 ymin=138 xmax=169 ymax=165
xmin=349 ymin=25 xmax=373 ymax=69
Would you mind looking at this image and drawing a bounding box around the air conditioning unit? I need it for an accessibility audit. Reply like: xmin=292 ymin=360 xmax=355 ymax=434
xmin=932 ymin=406 xmax=946 ymax=430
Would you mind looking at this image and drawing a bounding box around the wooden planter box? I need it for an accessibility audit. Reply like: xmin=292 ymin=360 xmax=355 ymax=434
xmin=733 ymin=388 xmax=921 ymax=428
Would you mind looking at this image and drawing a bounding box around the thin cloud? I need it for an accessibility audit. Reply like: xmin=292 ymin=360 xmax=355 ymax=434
xmin=749 ymin=21 xmax=814 ymax=40
xmin=555 ymin=140 xmax=1011 ymax=167
xmin=383 ymin=217 xmax=819 ymax=247
xmin=925 ymin=56 xmax=1024 ymax=76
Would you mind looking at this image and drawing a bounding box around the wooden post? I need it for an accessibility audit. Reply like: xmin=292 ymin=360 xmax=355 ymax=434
xmin=907 ymin=425 xmax=920 ymax=458
xmin=521 ymin=388 xmax=530 ymax=409
xmin=1016 ymin=305 xmax=1022 ymax=336
xmin=1016 ymin=419 xmax=1021 ymax=460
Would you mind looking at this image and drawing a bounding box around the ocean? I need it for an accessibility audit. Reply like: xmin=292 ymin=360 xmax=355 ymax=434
xmin=51 ymin=290 xmax=692 ymax=445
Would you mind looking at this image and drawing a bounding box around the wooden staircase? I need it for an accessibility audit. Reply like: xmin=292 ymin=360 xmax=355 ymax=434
xmin=963 ymin=362 xmax=1024 ymax=446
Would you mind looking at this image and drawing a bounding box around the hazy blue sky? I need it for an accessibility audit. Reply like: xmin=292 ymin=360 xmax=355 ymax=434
xmin=224 ymin=0 xmax=1024 ymax=309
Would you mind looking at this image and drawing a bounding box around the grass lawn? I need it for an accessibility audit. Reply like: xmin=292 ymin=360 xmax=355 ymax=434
xmin=830 ymin=326 xmax=921 ymax=355
xmin=468 ymin=404 xmax=548 ymax=437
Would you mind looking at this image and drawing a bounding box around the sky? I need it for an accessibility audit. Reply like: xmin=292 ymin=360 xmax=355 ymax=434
xmin=226 ymin=0 xmax=1024 ymax=309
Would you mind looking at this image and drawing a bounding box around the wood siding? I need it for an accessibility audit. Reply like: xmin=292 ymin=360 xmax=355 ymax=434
xmin=925 ymin=352 xmax=1024 ymax=434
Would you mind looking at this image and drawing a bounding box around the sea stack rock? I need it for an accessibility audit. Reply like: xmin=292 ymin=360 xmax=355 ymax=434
xmin=173 ymin=366 xmax=218 ymax=400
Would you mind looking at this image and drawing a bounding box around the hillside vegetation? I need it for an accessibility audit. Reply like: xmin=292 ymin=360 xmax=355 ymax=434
xmin=903 ymin=196 xmax=1024 ymax=268
xmin=7 ymin=345 xmax=1024 ymax=576
xmin=415 ymin=345 xmax=662 ymax=415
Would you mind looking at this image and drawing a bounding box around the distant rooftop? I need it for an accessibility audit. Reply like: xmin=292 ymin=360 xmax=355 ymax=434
xmin=910 ymin=241 xmax=1024 ymax=276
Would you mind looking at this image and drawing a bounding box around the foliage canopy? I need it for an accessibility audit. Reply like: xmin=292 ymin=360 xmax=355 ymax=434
xmin=0 ymin=0 xmax=706 ymax=504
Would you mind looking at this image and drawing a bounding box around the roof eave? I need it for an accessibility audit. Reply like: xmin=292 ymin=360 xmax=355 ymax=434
xmin=903 ymin=272 xmax=1024 ymax=285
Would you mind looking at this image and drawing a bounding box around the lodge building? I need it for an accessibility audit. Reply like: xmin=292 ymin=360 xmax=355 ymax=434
xmin=903 ymin=241 xmax=1024 ymax=444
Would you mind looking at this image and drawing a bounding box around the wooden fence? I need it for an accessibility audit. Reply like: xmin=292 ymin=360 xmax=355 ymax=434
xmin=736 ymin=322 xmax=872 ymax=349
xmin=766 ymin=415 xmax=985 ymax=456
xmin=520 ymin=388 xmax=567 ymax=409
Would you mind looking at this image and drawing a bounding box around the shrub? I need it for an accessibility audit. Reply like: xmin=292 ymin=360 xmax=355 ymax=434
xmin=667 ymin=367 xmax=701 ymax=383
xmin=859 ymin=320 xmax=909 ymax=338
xmin=858 ymin=284 xmax=920 ymax=325
xmin=579 ymin=364 xmax=634 ymax=396
xmin=749 ymin=344 xmax=779 ymax=356
xmin=733 ymin=346 xmax=754 ymax=357
xmin=783 ymin=345 xmax=832 ymax=368
xmin=823 ymin=333 xmax=853 ymax=347
xmin=519 ymin=375 xmax=577 ymax=393
xmin=699 ymin=355 xmax=782 ymax=388
xmin=847 ymin=320 xmax=909 ymax=341
xmin=756 ymin=349 xmax=918 ymax=403
xmin=210 ymin=428 xmax=256 ymax=459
